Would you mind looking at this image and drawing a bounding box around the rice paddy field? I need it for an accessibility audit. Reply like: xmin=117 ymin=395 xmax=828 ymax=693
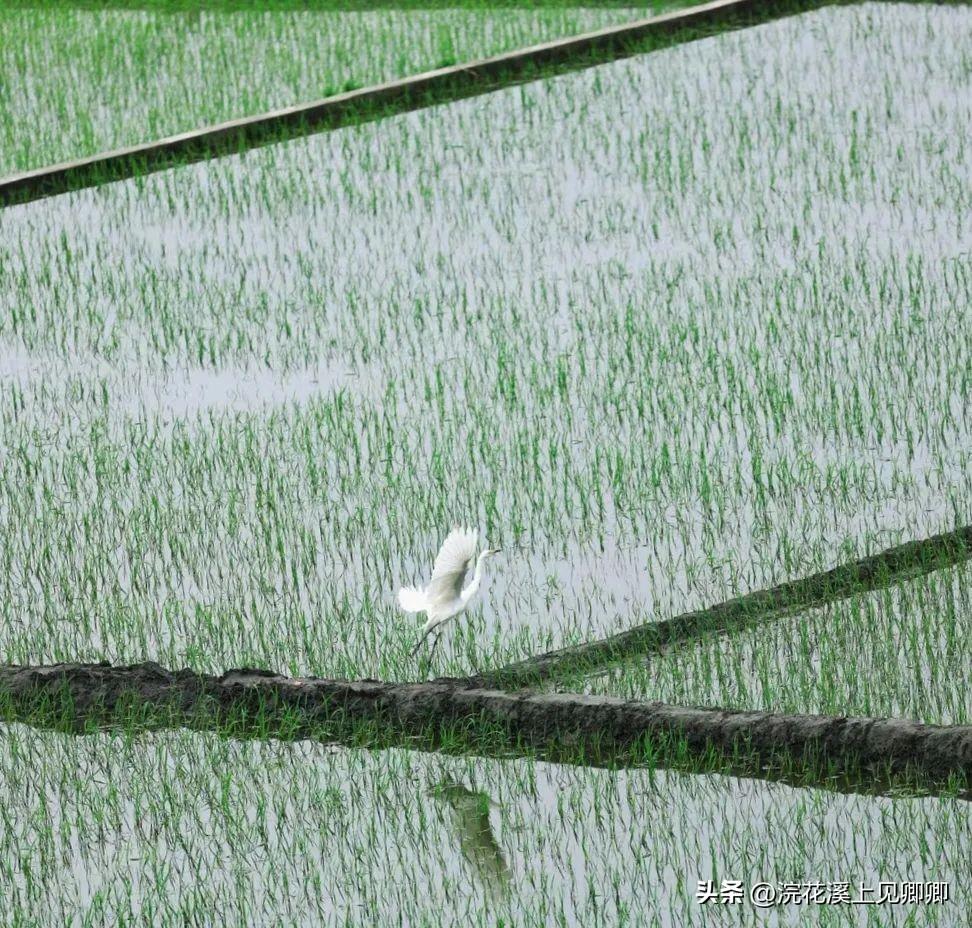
xmin=0 ymin=1 xmax=655 ymax=175
xmin=1 ymin=0 xmax=970 ymax=924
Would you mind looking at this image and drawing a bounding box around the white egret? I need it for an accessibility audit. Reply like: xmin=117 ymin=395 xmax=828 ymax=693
xmin=399 ymin=527 xmax=501 ymax=659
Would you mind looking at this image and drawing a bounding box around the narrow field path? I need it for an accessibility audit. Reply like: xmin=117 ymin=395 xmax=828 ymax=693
xmin=1 ymin=661 xmax=968 ymax=797
xmin=0 ymin=0 xmax=821 ymax=207
xmin=465 ymin=525 xmax=972 ymax=689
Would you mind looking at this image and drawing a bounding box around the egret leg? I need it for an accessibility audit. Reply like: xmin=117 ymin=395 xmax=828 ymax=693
xmin=409 ymin=629 xmax=431 ymax=659
xmin=427 ymin=628 xmax=444 ymax=660
xmin=409 ymin=621 xmax=441 ymax=659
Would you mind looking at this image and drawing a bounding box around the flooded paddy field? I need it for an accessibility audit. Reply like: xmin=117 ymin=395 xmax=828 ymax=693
xmin=0 ymin=1 xmax=970 ymax=923
xmin=0 ymin=723 xmax=967 ymax=926
xmin=0 ymin=2 xmax=650 ymax=175
xmin=1 ymin=1 xmax=968 ymax=679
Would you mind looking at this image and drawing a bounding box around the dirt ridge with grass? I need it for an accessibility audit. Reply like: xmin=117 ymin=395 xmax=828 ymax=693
xmin=0 ymin=0 xmax=819 ymax=207
xmin=1 ymin=661 xmax=969 ymax=790
xmin=467 ymin=524 xmax=972 ymax=689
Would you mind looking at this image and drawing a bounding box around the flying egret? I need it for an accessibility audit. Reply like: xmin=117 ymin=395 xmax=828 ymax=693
xmin=399 ymin=527 xmax=501 ymax=659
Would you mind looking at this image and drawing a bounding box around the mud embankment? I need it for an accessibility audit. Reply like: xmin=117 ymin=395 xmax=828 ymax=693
xmin=470 ymin=525 xmax=972 ymax=689
xmin=0 ymin=0 xmax=821 ymax=208
xmin=1 ymin=661 xmax=968 ymax=797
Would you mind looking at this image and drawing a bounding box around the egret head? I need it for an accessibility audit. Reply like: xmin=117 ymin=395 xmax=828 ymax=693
xmin=484 ymin=548 xmax=501 ymax=557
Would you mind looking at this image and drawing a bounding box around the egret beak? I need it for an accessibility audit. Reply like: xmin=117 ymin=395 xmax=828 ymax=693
xmin=487 ymin=548 xmax=501 ymax=556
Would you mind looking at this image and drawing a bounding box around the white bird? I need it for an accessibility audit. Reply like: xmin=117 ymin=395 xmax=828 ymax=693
xmin=399 ymin=527 xmax=501 ymax=659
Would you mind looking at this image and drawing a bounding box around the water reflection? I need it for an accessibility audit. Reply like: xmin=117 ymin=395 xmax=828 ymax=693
xmin=432 ymin=776 xmax=511 ymax=901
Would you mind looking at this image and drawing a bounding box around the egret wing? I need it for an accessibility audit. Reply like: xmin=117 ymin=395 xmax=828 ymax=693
xmin=397 ymin=586 xmax=427 ymax=613
xmin=425 ymin=527 xmax=478 ymax=608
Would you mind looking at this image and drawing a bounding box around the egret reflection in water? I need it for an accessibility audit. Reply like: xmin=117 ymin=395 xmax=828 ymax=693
xmin=432 ymin=776 xmax=511 ymax=900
